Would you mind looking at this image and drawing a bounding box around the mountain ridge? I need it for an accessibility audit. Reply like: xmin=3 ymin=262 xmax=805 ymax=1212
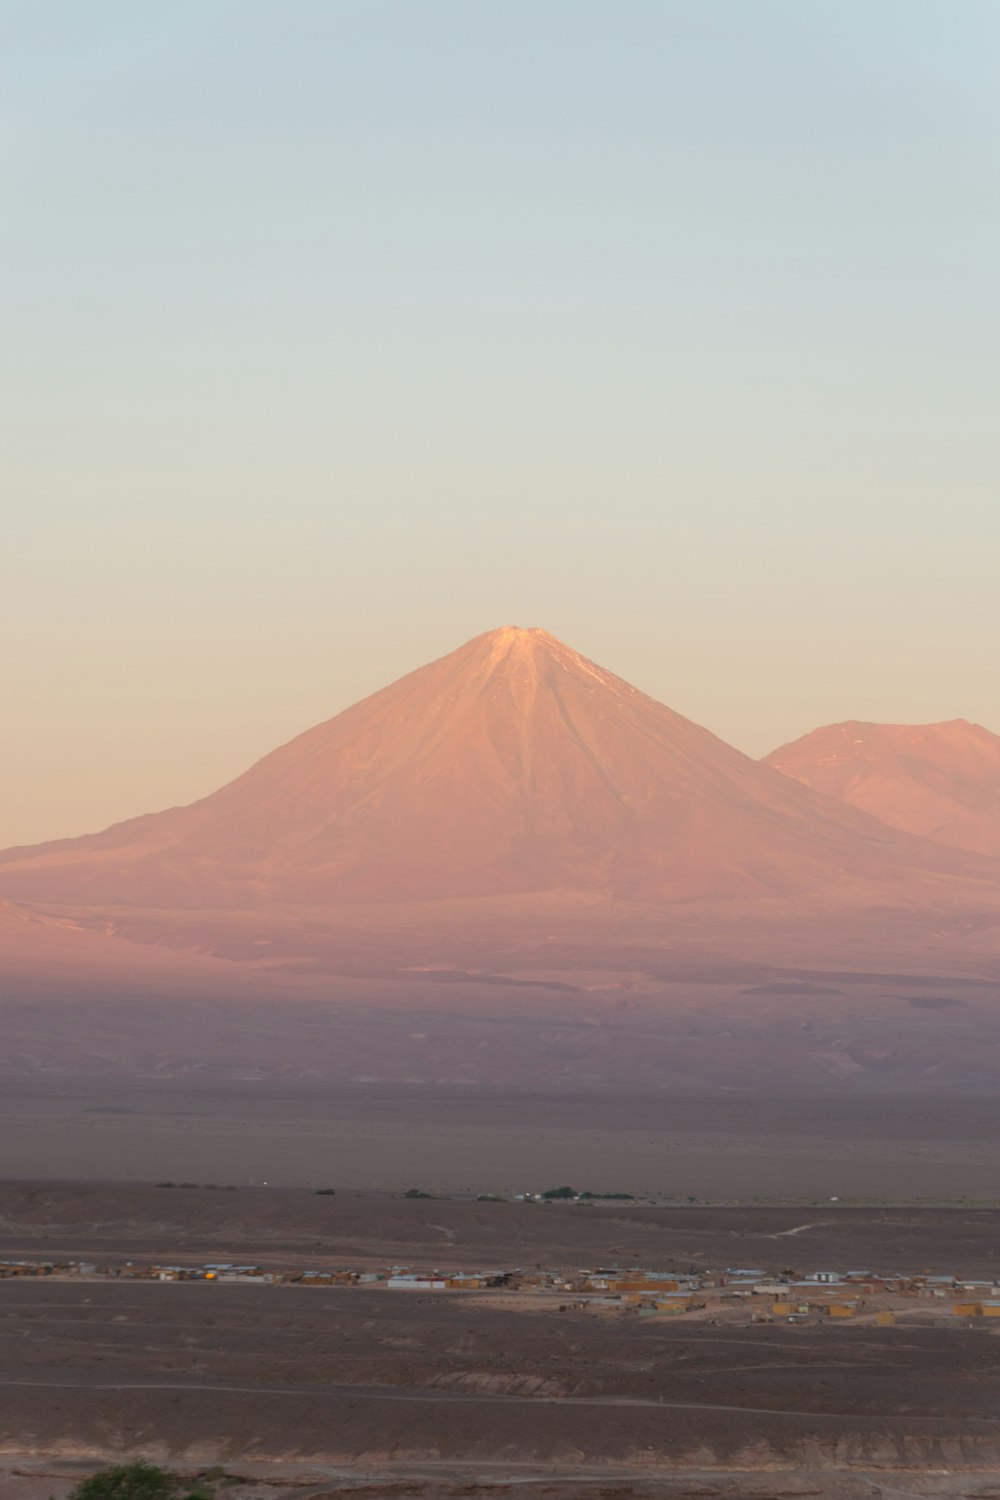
xmin=1 ymin=627 xmax=996 ymax=909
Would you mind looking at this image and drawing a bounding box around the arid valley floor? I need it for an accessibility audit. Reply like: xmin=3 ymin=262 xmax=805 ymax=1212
xmin=7 ymin=1186 xmax=1000 ymax=1499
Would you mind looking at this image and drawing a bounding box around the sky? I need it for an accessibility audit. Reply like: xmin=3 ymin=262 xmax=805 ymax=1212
xmin=3 ymin=0 xmax=999 ymax=846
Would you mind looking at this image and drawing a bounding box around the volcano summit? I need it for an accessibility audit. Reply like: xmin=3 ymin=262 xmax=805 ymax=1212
xmin=0 ymin=626 xmax=992 ymax=909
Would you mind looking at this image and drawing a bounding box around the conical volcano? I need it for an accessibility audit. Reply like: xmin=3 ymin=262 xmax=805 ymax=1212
xmin=0 ymin=628 xmax=988 ymax=907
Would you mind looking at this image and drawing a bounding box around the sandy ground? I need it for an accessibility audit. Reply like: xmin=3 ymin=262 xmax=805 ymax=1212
xmin=3 ymin=1280 xmax=1000 ymax=1495
xmin=6 ymin=1182 xmax=1000 ymax=1276
xmin=7 ymin=1190 xmax=1000 ymax=1495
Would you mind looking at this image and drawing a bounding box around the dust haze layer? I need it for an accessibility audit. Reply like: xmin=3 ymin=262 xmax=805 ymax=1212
xmin=0 ymin=627 xmax=995 ymax=907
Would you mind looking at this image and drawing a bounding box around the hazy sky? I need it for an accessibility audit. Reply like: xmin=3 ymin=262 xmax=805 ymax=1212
xmin=3 ymin=1 xmax=999 ymax=845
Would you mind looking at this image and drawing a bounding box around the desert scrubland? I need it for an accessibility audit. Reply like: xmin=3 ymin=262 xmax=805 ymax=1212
xmin=6 ymin=1198 xmax=1000 ymax=1500
xmin=5 ymin=1187 xmax=1000 ymax=1497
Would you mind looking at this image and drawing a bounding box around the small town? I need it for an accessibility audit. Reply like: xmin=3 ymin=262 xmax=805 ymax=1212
xmin=4 ymin=1251 xmax=1000 ymax=1326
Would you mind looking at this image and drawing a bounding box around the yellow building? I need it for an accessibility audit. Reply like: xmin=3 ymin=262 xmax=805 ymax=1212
xmin=654 ymin=1296 xmax=690 ymax=1314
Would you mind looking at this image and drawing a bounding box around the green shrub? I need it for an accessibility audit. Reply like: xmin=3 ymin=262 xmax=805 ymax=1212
xmin=69 ymin=1462 xmax=213 ymax=1500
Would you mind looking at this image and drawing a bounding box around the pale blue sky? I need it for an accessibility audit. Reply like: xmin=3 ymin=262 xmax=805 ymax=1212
xmin=3 ymin=1 xmax=999 ymax=843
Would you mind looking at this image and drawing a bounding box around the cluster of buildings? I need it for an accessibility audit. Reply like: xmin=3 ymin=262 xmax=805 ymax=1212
xmin=456 ymin=1265 xmax=1000 ymax=1320
xmin=1 ymin=1259 xmax=97 ymax=1278
xmin=4 ymin=1256 xmax=1000 ymax=1320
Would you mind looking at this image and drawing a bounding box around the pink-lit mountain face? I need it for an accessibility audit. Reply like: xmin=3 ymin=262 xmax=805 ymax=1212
xmin=765 ymin=719 xmax=1000 ymax=859
xmin=0 ymin=628 xmax=990 ymax=909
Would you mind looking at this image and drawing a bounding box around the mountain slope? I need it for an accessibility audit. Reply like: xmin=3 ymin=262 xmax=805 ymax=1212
xmin=765 ymin=719 xmax=1000 ymax=858
xmin=0 ymin=628 xmax=993 ymax=907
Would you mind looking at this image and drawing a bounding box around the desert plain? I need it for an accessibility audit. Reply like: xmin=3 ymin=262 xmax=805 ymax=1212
xmin=7 ymin=1186 xmax=1000 ymax=1500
